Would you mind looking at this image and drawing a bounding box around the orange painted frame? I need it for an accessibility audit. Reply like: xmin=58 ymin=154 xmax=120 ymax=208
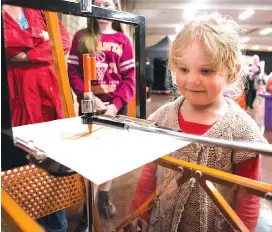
xmin=1 ymin=188 xmax=45 ymax=232
xmin=116 ymin=156 xmax=272 ymax=232
xmin=44 ymin=11 xmax=76 ymax=118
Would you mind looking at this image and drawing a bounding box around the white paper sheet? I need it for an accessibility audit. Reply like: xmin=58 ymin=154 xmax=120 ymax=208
xmin=12 ymin=117 xmax=190 ymax=185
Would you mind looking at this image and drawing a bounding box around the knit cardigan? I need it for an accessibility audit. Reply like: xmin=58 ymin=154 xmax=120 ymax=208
xmin=147 ymin=96 xmax=267 ymax=232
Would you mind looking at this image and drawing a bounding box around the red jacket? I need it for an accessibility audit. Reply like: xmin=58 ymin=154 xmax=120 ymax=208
xmin=4 ymin=8 xmax=71 ymax=126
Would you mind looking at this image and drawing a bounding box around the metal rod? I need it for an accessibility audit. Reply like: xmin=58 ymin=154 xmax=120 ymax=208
xmin=131 ymin=124 xmax=272 ymax=155
xmin=134 ymin=24 xmax=146 ymax=119
xmin=87 ymin=180 xmax=94 ymax=232
xmin=91 ymin=115 xmax=272 ymax=156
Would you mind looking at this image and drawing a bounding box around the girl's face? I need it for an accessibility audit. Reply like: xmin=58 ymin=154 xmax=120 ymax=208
xmin=173 ymin=42 xmax=228 ymax=107
xmin=94 ymin=0 xmax=116 ymax=24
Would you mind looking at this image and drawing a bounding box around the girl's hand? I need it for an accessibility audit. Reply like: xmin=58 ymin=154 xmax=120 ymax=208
xmin=40 ymin=30 xmax=49 ymax=41
xmin=94 ymin=97 xmax=106 ymax=110
xmin=104 ymin=104 xmax=118 ymax=116
xmin=10 ymin=52 xmax=29 ymax=62
xmin=123 ymin=217 xmax=148 ymax=232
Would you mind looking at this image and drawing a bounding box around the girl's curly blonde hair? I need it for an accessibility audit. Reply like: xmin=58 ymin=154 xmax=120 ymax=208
xmin=169 ymin=12 xmax=246 ymax=99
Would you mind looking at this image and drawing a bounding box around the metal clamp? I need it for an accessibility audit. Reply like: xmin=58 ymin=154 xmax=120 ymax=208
xmin=81 ymin=92 xmax=96 ymax=114
xmin=81 ymin=98 xmax=96 ymax=114
xmin=14 ymin=138 xmax=47 ymax=162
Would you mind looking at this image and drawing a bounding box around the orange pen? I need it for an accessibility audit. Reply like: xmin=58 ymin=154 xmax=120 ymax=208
xmin=90 ymin=56 xmax=97 ymax=82
xmin=83 ymin=54 xmax=92 ymax=93
xmin=83 ymin=54 xmax=94 ymax=133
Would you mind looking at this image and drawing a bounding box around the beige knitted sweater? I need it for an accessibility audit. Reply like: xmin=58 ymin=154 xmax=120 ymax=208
xmin=147 ymin=96 xmax=266 ymax=232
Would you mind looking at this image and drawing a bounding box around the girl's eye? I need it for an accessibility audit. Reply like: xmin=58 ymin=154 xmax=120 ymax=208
xmin=94 ymin=2 xmax=111 ymax=8
xmin=179 ymin=68 xmax=189 ymax=73
xmin=201 ymin=69 xmax=213 ymax=75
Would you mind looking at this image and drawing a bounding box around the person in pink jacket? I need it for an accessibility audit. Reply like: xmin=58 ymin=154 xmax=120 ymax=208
xmin=68 ymin=0 xmax=135 ymax=117
xmin=67 ymin=0 xmax=136 ymax=231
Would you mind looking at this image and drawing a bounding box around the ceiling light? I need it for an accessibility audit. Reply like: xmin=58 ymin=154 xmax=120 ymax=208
xmin=268 ymin=47 xmax=272 ymax=51
xmin=259 ymin=28 xmax=272 ymax=35
xmin=252 ymin=45 xmax=260 ymax=50
xmin=240 ymin=37 xmax=250 ymax=43
xmin=238 ymin=9 xmax=255 ymax=20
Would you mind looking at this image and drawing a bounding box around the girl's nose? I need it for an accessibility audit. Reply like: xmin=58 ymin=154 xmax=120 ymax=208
xmin=187 ymin=72 xmax=201 ymax=85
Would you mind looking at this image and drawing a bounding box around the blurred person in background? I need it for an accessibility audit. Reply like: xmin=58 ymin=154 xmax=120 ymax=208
xmin=245 ymin=55 xmax=261 ymax=110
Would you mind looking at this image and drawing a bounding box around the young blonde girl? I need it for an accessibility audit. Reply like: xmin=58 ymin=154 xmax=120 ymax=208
xmin=126 ymin=13 xmax=267 ymax=232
